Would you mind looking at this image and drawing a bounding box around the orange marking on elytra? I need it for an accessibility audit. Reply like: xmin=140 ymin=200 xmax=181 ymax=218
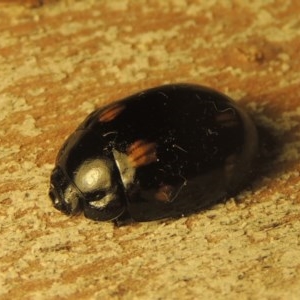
xmin=99 ymin=103 xmax=125 ymax=122
xmin=128 ymin=140 xmax=157 ymax=167
xmin=155 ymin=185 xmax=175 ymax=202
xmin=215 ymin=111 xmax=238 ymax=127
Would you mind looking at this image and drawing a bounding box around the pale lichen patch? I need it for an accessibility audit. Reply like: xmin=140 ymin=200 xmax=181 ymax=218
xmin=11 ymin=114 xmax=42 ymax=137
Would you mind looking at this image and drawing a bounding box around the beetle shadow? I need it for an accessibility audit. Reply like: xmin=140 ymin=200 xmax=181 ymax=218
xmin=237 ymin=93 xmax=294 ymax=195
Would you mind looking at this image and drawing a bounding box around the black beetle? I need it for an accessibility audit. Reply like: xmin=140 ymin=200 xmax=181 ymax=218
xmin=49 ymin=84 xmax=258 ymax=223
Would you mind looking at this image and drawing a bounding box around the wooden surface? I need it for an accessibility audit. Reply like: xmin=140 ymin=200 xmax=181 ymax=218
xmin=1 ymin=1 xmax=300 ymax=299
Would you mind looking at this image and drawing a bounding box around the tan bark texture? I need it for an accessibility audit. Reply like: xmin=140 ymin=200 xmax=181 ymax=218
xmin=1 ymin=1 xmax=300 ymax=299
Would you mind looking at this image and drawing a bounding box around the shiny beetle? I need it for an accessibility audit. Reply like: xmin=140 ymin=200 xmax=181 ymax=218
xmin=49 ymin=84 xmax=258 ymax=223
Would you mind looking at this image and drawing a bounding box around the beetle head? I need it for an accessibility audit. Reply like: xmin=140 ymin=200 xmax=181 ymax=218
xmin=49 ymin=130 xmax=126 ymax=221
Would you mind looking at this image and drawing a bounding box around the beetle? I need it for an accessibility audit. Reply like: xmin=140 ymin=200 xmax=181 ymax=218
xmin=49 ymin=83 xmax=258 ymax=223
